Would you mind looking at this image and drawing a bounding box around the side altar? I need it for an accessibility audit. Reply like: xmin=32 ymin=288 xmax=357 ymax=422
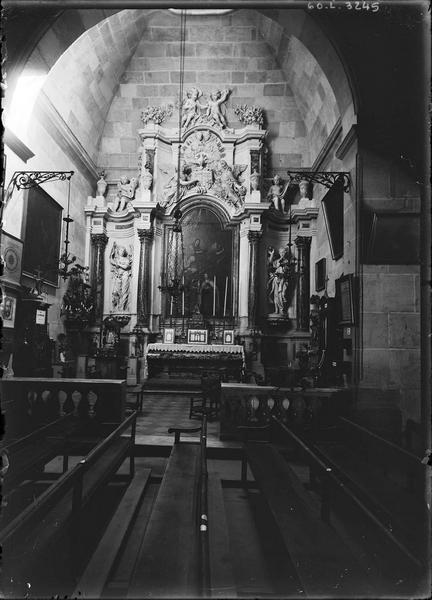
xmin=71 ymin=88 xmax=323 ymax=385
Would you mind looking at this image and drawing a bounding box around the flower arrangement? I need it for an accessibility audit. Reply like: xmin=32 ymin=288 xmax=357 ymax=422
xmin=141 ymin=104 xmax=174 ymax=126
xmin=234 ymin=104 xmax=264 ymax=127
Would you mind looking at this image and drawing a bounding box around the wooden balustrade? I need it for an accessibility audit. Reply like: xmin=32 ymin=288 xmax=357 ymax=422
xmin=220 ymin=383 xmax=350 ymax=440
xmin=0 ymin=378 xmax=126 ymax=443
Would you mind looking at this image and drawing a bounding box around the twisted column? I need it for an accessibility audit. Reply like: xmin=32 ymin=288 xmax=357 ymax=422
xmin=295 ymin=236 xmax=312 ymax=331
xmin=248 ymin=231 xmax=261 ymax=328
xmin=91 ymin=233 xmax=108 ymax=323
xmin=137 ymin=228 xmax=154 ymax=325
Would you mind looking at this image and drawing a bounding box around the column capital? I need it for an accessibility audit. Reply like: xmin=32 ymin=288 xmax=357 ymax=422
xmin=138 ymin=228 xmax=154 ymax=243
xmin=91 ymin=233 xmax=108 ymax=248
xmin=294 ymin=235 xmax=312 ymax=249
xmin=248 ymin=230 xmax=262 ymax=244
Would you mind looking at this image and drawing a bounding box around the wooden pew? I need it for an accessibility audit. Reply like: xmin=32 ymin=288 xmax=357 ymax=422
xmin=0 ymin=411 xmax=137 ymax=590
xmin=72 ymin=465 xmax=152 ymax=599
xmin=239 ymin=432 xmax=375 ymax=597
xmin=311 ymin=416 xmax=427 ymax=561
xmin=128 ymin=424 xmax=204 ymax=599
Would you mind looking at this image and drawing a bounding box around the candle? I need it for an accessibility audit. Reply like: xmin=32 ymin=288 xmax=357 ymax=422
xmin=170 ymin=296 xmax=173 ymax=316
xmin=213 ymin=275 xmax=216 ymax=316
xmin=223 ymin=276 xmax=228 ymax=317
xmin=182 ymin=276 xmax=185 ymax=315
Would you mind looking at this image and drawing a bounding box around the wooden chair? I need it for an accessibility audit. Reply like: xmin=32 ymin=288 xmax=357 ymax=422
xmin=189 ymin=373 xmax=221 ymax=421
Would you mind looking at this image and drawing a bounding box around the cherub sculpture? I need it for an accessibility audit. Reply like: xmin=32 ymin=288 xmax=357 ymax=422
xmin=115 ymin=176 xmax=138 ymax=211
xmin=206 ymin=89 xmax=231 ymax=128
xmin=267 ymin=174 xmax=289 ymax=212
xmin=182 ymin=87 xmax=206 ymax=130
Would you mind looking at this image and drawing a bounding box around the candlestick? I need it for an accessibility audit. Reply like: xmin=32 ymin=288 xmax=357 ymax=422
xmin=182 ymin=276 xmax=185 ymax=315
xmin=213 ymin=275 xmax=216 ymax=316
xmin=223 ymin=276 xmax=228 ymax=317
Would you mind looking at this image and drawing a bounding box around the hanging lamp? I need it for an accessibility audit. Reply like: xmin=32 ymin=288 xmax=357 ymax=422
xmin=159 ymin=9 xmax=187 ymax=312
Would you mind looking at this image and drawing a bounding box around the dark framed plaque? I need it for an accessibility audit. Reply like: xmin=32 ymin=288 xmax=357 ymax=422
xmin=315 ymin=258 xmax=326 ymax=292
xmin=336 ymin=274 xmax=355 ymax=325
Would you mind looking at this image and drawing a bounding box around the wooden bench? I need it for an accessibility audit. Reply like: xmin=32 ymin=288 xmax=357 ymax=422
xmin=128 ymin=424 xmax=205 ymax=598
xmin=0 ymin=411 xmax=138 ymax=588
xmin=310 ymin=416 xmax=427 ymax=561
xmin=1 ymin=414 xmax=76 ymax=494
xmin=240 ymin=438 xmax=375 ymax=597
xmin=72 ymin=465 xmax=152 ymax=598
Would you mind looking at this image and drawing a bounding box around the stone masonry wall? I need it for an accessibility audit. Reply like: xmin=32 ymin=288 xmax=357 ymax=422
xmin=97 ymin=9 xmax=310 ymax=178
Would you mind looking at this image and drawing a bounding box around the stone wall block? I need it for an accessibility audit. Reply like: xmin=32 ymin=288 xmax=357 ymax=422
xmin=144 ymin=71 xmax=170 ymax=84
xmin=388 ymin=313 xmax=420 ymax=348
xmin=120 ymin=138 xmax=138 ymax=153
xmin=388 ymin=349 xmax=421 ymax=388
xmin=263 ymin=83 xmax=285 ymax=96
xmin=231 ymin=72 xmax=245 ymax=84
xmin=363 ymin=313 xmax=389 ymax=348
xmin=362 ymin=349 xmax=391 ymax=387
xmin=222 ymin=27 xmax=254 ymax=41
xmin=149 ymin=27 xmax=181 ymax=42
xmin=136 ymin=84 xmax=160 ymax=97
xmin=195 ymin=42 xmax=233 ymax=57
xmin=136 ymin=41 xmax=168 ymax=57
xmin=170 ymin=71 xmax=197 ymax=84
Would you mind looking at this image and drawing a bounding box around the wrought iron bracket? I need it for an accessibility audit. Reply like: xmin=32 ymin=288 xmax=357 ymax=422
xmin=286 ymin=171 xmax=351 ymax=193
xmin=4 ymin=170 xmax=74 ymax=203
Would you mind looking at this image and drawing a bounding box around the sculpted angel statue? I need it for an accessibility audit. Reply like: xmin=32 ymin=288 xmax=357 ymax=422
xmin=115 ymin=176 xmax=138 ymax=212
xmin=181 ymin=87 xmax=206 ymax=130
xmin=110 ymin=242 xmax=133 ymax=312
xmin=206 ymin=89 xmax=230 ymax=128
xmin=160 ymin=165 xmax=200 ymax=208
xmin=214 ymin=160 xmax=247 ymax=208
xmin=267 ymin=174 xmax=289 ymax=212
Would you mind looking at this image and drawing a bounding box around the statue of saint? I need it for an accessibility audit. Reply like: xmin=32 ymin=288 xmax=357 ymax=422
xmin=110 ymin=242 xmax=133 ymax=312
xmin=205 ymin=89 xmax=230 ymax=128
xmin=267 ymin=174 xmax=289 ymax=212
xmin=115 ymin=176 xmax=138 ymax=211
xmin=267 ymin=246 xmax=288 ymax=314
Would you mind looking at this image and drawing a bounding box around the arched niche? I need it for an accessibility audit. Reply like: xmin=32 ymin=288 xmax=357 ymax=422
xmin=163 ymin=203 xmax=235 ymax=319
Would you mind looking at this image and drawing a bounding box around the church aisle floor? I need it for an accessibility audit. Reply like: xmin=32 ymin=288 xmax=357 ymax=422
xmin=129 ymin=392 xmax=238 ymax=448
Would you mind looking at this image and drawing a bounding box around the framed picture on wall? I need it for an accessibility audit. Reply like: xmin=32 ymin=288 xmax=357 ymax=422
xmin=22 ymin=185 xmax=63 ymax=286
xmin=315 ymin=258 xmax=326 ymax=292
xmin=1 ymin=294 xmax=17 ymax=328
xmin=336 ymin=274 xmax=356 ymax=325
xmin=187 ymin=329 xmax=208 ymax=345
xmin=321 ymin=179 xmax=344 ymax=261
xmin=0 ymin=231 xmax=23 ymax=285
xmin=163 ymin=328 xmax=175 ymax=344
xmin=223 ymin=330 xmax=234 ymax=345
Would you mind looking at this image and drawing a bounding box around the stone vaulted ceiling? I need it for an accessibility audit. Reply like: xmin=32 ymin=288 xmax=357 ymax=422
xmin=9 ymin=8 xmax=344 ymax=172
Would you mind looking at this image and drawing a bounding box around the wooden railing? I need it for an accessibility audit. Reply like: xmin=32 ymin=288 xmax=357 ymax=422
xmin=0 ymin=378 xmax=126 ymax=442
xmin=220 ymin=383 xmax=349 ymax=439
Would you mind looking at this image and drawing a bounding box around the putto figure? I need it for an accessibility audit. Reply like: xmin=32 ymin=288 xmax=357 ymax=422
xmin=115 ymin=176 xmax=138 ymax=212
xmin=181 ymin=87 xmax=206 ymax=130
xmin=267 ymin=174 xmax=289 ymax=212
xmin=206 ymin=89 xmax=230 ymax=128
xmin=110 ymin=242 xmax=133 ymax=312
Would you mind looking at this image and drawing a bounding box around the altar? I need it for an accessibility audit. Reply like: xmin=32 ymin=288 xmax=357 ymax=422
xmin=145 ymin=343 xmax=245 ymax=381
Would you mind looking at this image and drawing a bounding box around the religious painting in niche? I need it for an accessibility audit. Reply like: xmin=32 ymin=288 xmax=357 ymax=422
xmin=180 ymin=207 xmax=232 ymax=318
xmin=22 ymin=185 xmax=62 ymax=286
xmin=321 ymin=180 xmax=344 ymax=261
